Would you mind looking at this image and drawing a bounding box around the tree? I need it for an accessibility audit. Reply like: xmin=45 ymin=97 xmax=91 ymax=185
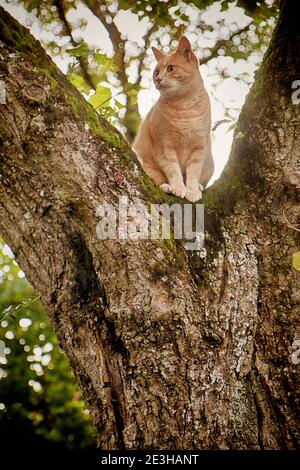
xmin=0 ymin=0 xmax=299 ymax=450
xmin=10 ymin=0 xmax=278 ymax=141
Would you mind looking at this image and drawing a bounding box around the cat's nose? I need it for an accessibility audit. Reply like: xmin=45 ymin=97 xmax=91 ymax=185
xmin=156 ymin=77 xmax=162 ymax=83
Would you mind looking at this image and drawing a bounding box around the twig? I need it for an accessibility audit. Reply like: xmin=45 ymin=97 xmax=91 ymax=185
xmin=55 ymin=0 xmax=97 ymax=90
xmin=283 ymin=211 xmax=300 ymax=232
xmin=84 ymin=0 xmax=127 ymax=87
xmin=135 ymin=23 xmax=157 ymax=87
xmin=0 ymin=296 xmax=40 ymax=322
xmin=212 ymin=119 xmax=232 ymax=131
xmin=199 ymin=24 xmax=251 ymax=65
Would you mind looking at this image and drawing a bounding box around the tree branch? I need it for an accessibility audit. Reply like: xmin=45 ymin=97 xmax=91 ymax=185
xmin=54 ymin=0 xmax=97 ymax=90
xmin=135 ymin=23 xmax=157 ymax=87
xmin=84 ymin=0 xmax=128 ymax=88
xmin=199 ymin=24 xmax=251 ymax=65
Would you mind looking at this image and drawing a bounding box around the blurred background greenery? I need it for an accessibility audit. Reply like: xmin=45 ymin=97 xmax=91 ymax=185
xmin=0 ymin=239 xmax=96 ymax=451
xmin=0 ymin=0 xmax=278 ymax=451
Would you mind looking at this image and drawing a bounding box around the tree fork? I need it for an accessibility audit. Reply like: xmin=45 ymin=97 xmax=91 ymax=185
xmin=0 ymin=1 xmax=299 ymax=449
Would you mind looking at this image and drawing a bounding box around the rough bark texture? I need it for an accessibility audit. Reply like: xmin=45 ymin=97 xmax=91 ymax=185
xmin=0 ymin=1 xmax=299 ymax=449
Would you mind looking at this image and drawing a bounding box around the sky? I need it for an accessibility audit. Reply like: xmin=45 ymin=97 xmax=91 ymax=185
xmin=0 ymin=0 xmax=270 ymax=183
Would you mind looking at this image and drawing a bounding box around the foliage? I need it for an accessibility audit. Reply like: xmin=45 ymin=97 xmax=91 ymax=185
xmin=0 ymin=240 xmax=95 ymax=450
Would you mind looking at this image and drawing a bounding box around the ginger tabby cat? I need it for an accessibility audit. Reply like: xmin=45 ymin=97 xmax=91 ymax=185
xmin=133 ymin=36 xmax=214 ymax=202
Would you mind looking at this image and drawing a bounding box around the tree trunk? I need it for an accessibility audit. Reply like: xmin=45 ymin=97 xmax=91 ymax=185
xmin=0 ymin=1 xmax=299 ymax=450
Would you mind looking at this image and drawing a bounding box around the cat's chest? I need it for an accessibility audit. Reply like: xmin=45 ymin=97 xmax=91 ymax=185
xmin=151 ymin=99 xmax=211 ymax=148
xmin=167 ymin=114 xmax=207 ymax=143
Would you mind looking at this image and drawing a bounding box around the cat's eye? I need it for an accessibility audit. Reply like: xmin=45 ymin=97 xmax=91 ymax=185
xmin=154 ymin=69 xmax=159 ymax=77
xmin=167 ymin=65 xmax=175 ymax=73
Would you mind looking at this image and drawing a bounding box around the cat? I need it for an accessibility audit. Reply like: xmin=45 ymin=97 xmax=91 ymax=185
xmin=133 ymin=36 xmax=214 ymax=202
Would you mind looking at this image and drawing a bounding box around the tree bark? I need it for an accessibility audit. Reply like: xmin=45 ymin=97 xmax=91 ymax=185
xmin=0 ymin=0 xmax=299 ymax=450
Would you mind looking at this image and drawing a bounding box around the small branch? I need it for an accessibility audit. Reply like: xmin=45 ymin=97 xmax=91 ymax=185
xmin=212 ymin=119 xmax=232 ymax=131
xmin=84 ymin=0 xmax=128 ymax=88
xmin=199 ymin=24 xmax=251 ymax=65
xmin=54 ymin=0 xmax=97 ymax=90
xmin=0 ymin=296 xmax=40 ymax=322
xmin=283 ymin=211 xmax=300 ymax=232
xmin=135 ymin=23 xmax=157 ymax=87
xmin=84 ymin=3 xmax=157 ymax=141
xmin=84 ymin=0 xmax=137 ymax=142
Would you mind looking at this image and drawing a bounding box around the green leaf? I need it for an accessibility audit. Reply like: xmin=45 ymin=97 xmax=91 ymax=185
xmin=114 ymin=100 xmax=125 ymax=109
xmin=221 ymin=0 xmax=230 ymax=12
xmin=93 ymin=51 xmax=118 ymax=73
xmin=89 ymin=86 xmax=112 ymax=109
xmin=93 ymin=52 xmax=109 ymax=65
xmin=128 ymin=88 xmax=138 ymax=106
xmin=292 ymin=251 xmax=300 ymax=272
xmin=66 ymin=43 xmax=89 ymax=58
xmin=68 ymin=73 xmax=91 ymax=94
xmin=119 ymin=0 xmax=132 ymax=10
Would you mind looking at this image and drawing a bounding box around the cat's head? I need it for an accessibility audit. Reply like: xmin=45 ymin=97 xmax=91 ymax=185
xmin=151 ymin=36 xmax=199 ymax=97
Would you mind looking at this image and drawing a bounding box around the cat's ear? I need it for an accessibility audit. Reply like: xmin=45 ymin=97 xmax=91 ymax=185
xmin=177 ymin=36 xmax=195 ymax=62
xmin=152 ymin=46 xmax=165 ymax=62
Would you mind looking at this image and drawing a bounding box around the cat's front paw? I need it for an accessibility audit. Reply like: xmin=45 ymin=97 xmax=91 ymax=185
xmin=160 ymin=183 xmax=172 ymax=194
xmin=171 ymin=185 xmax=186 ymax=198
xmin=185 ymin=188 xmax=202 ymax=202
xmin=160 ymin=183 xmax=186 ymax=199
